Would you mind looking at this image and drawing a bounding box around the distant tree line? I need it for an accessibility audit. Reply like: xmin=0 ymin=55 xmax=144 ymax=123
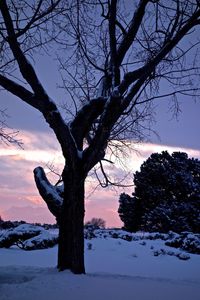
xmin=0 ymin=216 xmax=106 ymax=230
xmin=0 ymin=217 xmax=58 ymax=230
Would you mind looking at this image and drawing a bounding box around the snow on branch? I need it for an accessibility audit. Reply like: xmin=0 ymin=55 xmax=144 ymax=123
xmin=34 ymin=166 xmax=63 ymax=219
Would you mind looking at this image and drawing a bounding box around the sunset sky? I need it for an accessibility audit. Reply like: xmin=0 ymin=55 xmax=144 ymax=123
xmin=1 ymin=52 xmax=200 ymax=228
xmin=0 ymin=94 xmax=200 ymax=226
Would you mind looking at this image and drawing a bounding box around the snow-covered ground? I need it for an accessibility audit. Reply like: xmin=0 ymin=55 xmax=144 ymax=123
xmin=0 ymin=230 xmax=200 ymax=300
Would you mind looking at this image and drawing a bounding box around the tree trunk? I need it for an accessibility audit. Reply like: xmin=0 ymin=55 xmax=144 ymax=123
xmin=57 ymin=167 xmax=85 ymax=274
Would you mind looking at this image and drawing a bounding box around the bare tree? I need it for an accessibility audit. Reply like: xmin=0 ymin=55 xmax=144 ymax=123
xmin=0 ymin=0 xmax=200 ymax=274
xmin=85 ymin=217 xmax=106 ymax=229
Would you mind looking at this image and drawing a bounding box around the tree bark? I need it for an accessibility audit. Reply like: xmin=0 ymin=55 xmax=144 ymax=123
xmin=57 ymin=166 xmax=85 ymax=274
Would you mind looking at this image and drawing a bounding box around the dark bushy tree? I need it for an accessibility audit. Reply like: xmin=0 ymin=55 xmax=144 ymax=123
xmin=118 ymin=151 xmax=200 ymax=233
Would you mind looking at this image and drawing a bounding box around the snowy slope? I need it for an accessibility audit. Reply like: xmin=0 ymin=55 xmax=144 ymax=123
xmin=0 ymin=233 xmax=200 ymax=300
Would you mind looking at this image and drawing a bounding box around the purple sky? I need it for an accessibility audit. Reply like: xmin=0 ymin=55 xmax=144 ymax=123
xmin=1 ymin=54 xmax=200 ymax=227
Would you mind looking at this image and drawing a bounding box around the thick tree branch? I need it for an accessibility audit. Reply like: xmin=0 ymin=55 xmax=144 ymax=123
xmin=0 ymin=0 xmax=48 ymax=96
xmin=116 ymin=0 xmax=149 ymax=66
xmin=34 ymin=166 xmax=63 ymax=219
xmin=70 ymin=97 xmax=106 ymax=149
xmin=0 ymin=73 xmax=79 ymax=163
xmin=108 ymin=0 xmax=120 ymax=86
xmin=83 ymin=91 xmax=122 ymax=172
xmin=0 ymin=74 xmax=36 ymax=105
xmin=118 ymin=66 xmax=147 ymax=95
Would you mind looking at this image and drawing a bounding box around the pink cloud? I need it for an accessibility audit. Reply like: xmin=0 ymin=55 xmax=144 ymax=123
xmin=1 ymin=130 xmax=200 ymax=227
xmin=2 ymin=206 xmax=55 ymax=224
